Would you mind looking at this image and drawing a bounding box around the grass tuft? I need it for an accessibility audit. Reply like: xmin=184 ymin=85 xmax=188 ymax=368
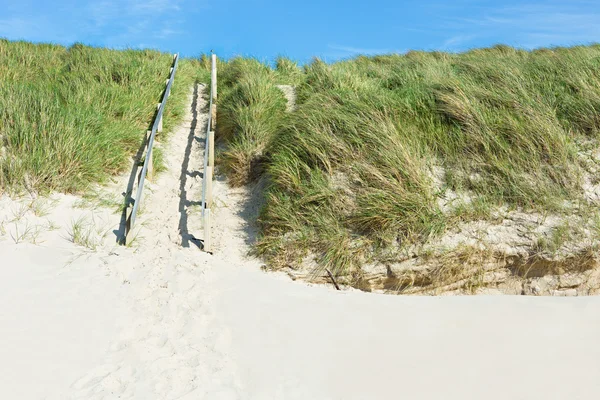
xmin=67 ymin=216 xmax=100 ymax=250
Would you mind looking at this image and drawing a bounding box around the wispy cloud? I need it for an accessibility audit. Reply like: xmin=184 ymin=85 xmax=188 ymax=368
xmin=87 ymin=0 xmax=185 ymax=42
xmin=88 ymin=0 xmax=183 ymax=25
xmin=0 ymin=17 xmax=38 ymax=38
xmin=1 ymin=0 xmax=598 ymax=60
xmin=441 ymin=1 xmax=600 ymax=49
xmin=131 ymin=0 xmax=181 ymax=13
xmin=156 ymin=27 xmax=182 ymax=39
xmin=441 ymin=34 xmax=477 ymax=50
xmin=0 ymin=16 xmax=77 ymax=43
xmin=326 ymin=44 xmax=406 ymax=60
xmin=319 ymin=44 xmax=406 ymax=62
xmin=0 ymin=0 xmax=199 ymax=50
xmin=328 ymin=44 xmax=395 ymax=55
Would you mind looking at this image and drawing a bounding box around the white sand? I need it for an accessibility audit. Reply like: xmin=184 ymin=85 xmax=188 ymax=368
xmin=1 ymin=84 xmax=599 ymax=399
xmin=0 ymin=243 xmax=130 ymax=399
xmin=217 ymin=266 xmax=600 ymax=399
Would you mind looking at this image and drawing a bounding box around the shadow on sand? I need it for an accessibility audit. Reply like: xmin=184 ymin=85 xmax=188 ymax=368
xmin=178 ymin=84 xmax=206 ymax=249
xmin=113 ymin=134 xmax=147 ymax=245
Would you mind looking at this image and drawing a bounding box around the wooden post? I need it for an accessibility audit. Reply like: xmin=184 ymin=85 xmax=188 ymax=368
xmin=209 ymin=131 xmax=215 ymax=167
xmin=211 ymin=104 xmax=217 ymax=130
xmin=147 ymin=148 xmax=154 ymax=182
xmin=211 ymin=54 xmax=217 ymax=100
xmin=204 ymin=163 xmax=213 ymax=253
xmin=157 ymin=103 xmax=163 ymax=133
xmin=210 ymin=54 xmax=217 ymax=130
xmin=205 ymin=166 xmax=213 ymax=209
xmin=204 ymin=208 xmax=212 ymax=252
xmin=125 ymin=220 xmax=134 ymax=245
xmin=146 ymin=130 xmax=154 ymax=181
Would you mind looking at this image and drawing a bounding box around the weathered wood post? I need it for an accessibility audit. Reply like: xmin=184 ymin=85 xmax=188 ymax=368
xmin=170 ymin=54 xmax=176 ymax=95
xmin=211 ymin=54 xmax=217 ymax=130
xmin=211 ymin=53 xmax=217 ymax=100
xmin=146 ymin=130 xmax=154 ymax=181
xmin=209 ymin=130 xmax=215 ymax=168
xmin=205 ymin=166 xmax=213 ymax=209
xmin=204 ymin=166 xmax=213 ymax=252
xmin=157 ymin=103 xmax=163 ymax=133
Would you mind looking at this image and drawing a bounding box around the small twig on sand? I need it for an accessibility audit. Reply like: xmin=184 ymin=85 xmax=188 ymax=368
xmin=326 ymin=268 xmax=340 ymax=291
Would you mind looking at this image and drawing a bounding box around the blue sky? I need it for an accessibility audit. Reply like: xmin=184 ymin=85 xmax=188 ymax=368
xmin=1 ymin=0 xmax=599 ymax=62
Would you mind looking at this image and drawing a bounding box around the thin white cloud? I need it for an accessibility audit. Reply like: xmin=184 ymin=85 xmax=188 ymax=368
xmin=88 ymin=0 xmax=183 ymax=26
xmin=442 ymin=34 xmax=476 ymax=49
xmin=155 ymin=27 xmax=182 ymax=39
xmin=444 ymin=1 xmax=600 ymax=49
xmin=329 ymin=45 xmax=390 ymax=55
xmin=328 ymin=44 xmax=405 ymax=56
xmin=84 ymin=0 xmax=190 ymax=47
xmin=131 ymin=0 xmax=182 ymax=13
xmin=0 ymin=16 xmax=77 ymax=43
xmin=0 ymin=0 xmax=195 ymax=49
xmin=0 ymin=17 xmax=35 ymax=38
xmin=88 ymin=1 xmax=119 ymax=27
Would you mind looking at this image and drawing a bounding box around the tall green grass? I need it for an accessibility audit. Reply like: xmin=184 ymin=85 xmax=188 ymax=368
xmin=0 ymin=40 xmax=208 ymax=194
xmin=217 ymin=45 xmax=600 ymax=276
xmin=216 ymin=57 xmax=289 ymax=185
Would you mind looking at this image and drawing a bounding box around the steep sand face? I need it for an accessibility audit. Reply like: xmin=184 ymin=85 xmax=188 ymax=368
xmin=1 ymin=84 xmax=600 ymax=400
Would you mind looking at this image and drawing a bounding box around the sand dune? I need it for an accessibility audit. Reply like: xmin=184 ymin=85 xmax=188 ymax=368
xmin=1 ymin=84 xmax=599 ymax=399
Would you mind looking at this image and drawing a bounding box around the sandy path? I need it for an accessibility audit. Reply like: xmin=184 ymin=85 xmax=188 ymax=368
xmin=64 ymin=84 xmax=242 ymax=399
xmin=1 ymin=84 xmax=600 ymax=399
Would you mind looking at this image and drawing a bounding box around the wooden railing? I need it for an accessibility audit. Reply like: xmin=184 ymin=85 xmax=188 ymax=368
xmin=201 ymin=53 xmax=217 ymax=252
xmin=125 ymin=53 xmax=179 ymax=243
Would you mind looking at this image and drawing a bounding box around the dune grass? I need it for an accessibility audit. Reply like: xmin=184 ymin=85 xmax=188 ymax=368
xmin=216 ymin=57 xmax=290 ymax=185
xmin=216 ymin=44 xmax=600 ymax=276
xmin=0 ymin=40 xmax=209 ymax=194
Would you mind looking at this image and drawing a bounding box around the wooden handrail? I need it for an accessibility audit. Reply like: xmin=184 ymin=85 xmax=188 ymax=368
xmin=125 ymin=53 xmax=179 ymax=244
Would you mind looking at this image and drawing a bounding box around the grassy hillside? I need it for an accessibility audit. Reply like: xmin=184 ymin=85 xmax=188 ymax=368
xmin=0 ymin=40 xmax=209 ymax=194
xmin=217 ymin=45 xmax=600 ymax=286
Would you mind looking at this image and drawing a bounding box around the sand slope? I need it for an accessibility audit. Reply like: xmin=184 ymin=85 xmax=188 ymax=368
xmin=1 ymin=84 xmax=599 ymax=399
xmin=217 ymin=267 xmax=600 ymax=399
